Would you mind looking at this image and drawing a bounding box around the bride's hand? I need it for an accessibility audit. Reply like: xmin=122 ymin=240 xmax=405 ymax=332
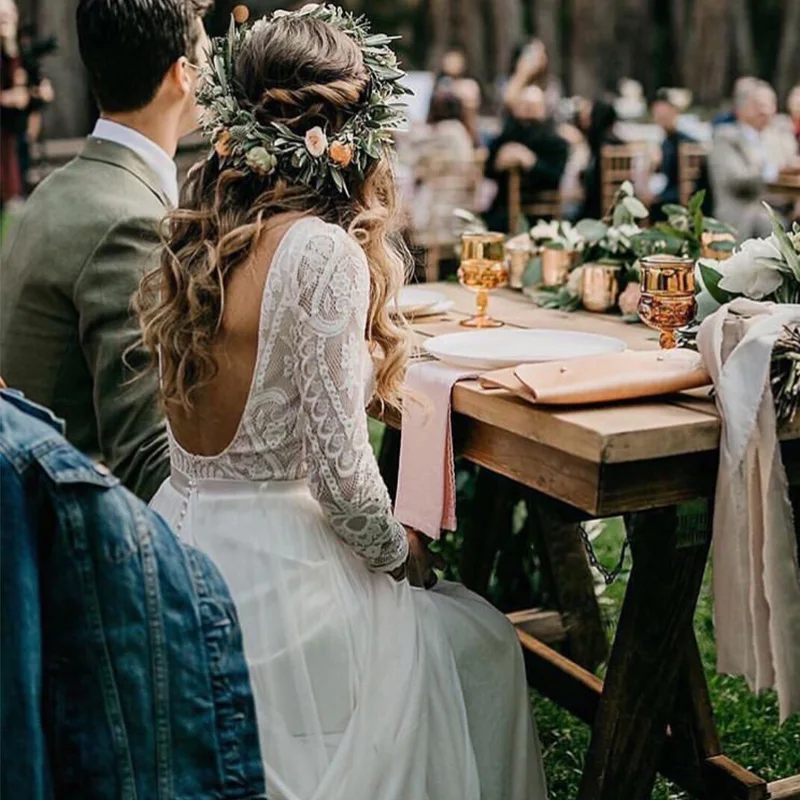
xmin=404 ymin=528 xmax=444 ymax=589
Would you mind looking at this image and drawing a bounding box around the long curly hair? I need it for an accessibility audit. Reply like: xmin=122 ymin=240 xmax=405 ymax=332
xmin=136 ymin=15 xmax=411 ymax=414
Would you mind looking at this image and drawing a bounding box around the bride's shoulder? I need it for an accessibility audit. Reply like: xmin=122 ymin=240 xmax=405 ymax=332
xmin=286 ymin=216 xmax=368 ymax=278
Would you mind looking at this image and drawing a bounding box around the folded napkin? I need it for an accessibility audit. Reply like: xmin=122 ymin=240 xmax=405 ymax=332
xmin=697 ymin=298 xmax=800 ymax=722
xmin=479 ymin=349 xmax=710 ymax=405
xmin=395 ymin=361 xmax=476 ymax=539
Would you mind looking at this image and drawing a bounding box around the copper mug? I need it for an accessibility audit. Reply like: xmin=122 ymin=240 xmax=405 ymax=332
xmin=541 ymin=247 xmax=579 ymax=287
xmin=581 ymin=264 xmax=620 ymax=313
xmin=637 ymin=254 xmax=696 ymax=349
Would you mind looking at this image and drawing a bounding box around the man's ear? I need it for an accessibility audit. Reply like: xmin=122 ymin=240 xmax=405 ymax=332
xmin=163 ymin=58 xmax=192 ymax=100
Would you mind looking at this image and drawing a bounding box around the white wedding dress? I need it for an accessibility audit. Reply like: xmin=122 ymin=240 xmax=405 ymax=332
xmin=151 ymin=217 xmax=548 ymax=800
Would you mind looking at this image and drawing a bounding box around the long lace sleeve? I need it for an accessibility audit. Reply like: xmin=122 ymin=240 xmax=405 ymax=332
xmin=291 ymin=225 xmax=408 ymax=572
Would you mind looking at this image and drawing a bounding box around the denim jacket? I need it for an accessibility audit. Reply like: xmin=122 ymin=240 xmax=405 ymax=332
xmin=0 ymin=391 xmax=266 ymax=799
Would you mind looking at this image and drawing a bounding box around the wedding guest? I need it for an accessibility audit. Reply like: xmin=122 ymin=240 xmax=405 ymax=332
xmin=789 ymin=85 xmax=800 ymax=148
xmin=648 ymin=88 xmax=697 ymax=220
xmin=710 ymin=80 xmax=787 ymax=238
xmin=576 ymin=97 xmax=621 ymax=219
xmin=0 ymin=0 xmax=210 ymax=501
xmin=502 ymin=38 xmax=562 ymax=120
xmin=1 ymin=390 xmax=265 ymax=800
xmin=711 ymin=76 xmax=758 ymax=128
xmin=484 ymin=84 xmax=569 ymax=231
xmin=410 ymin=87 xmax=478 ymax=274
xmin=0 ymin=0 xmax=26 ymax=217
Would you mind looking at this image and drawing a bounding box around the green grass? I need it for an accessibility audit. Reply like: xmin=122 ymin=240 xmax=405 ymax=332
xmin=369 ymin=422 xmax=800 ymax=798
xmin=532 ymin=519 xmax=800 ymax=800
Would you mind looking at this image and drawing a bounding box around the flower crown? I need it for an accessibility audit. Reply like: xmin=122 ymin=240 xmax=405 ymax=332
xmin=196 ymin=3 xmax=409 ymax=196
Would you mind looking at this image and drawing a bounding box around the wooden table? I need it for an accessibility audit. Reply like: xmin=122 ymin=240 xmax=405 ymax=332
xmin=383 ymin=283 xmax=800 ymax=800
xmin=767 ymin=179 xmax=800 ymax=200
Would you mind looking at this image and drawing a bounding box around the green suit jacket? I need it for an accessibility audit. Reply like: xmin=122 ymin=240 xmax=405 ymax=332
xmin=1 ymin=137 xmax=170 ymax=501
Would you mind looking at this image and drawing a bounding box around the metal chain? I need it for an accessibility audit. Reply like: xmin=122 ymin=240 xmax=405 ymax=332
xmin=577 ymin=522 xmax=630 ymax=585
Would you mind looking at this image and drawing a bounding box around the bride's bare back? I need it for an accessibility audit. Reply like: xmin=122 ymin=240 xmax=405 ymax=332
xmin=168 ymin=213 xmax=303 ymax=456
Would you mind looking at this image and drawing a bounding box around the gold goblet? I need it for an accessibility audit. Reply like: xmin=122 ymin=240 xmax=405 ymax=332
xmin=458 ymin=232 xmax=508 ymax=328
xmin=637 ymin=254 xmax=697 ymax=349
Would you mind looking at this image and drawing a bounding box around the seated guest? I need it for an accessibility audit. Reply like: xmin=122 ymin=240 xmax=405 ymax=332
xmin=712 ymin=76 xmax=758 ymax=128
xmin=502 ymin=38 xmax=562 ymax=120
xmin=1 ymin=389 xmax=265 ymax=799
xmin=575 ymin=97 xmax=621 ymax=220
xmin=648 ymin=88 xmax=696 ymax=220
xmin=710 ymin=80 xmax=788 ymax=238
xmin=0 ymin=0 xmax=210 ymax=501
xmin=409 ymin=87 xmax=477 ymax=272
xmin=484 ymin=84 xmax=569 ymax=231
xmin=790 ymin=84 xmax=800 ymax=148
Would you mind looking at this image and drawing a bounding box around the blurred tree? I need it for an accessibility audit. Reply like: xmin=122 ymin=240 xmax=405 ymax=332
xmin=775 ymin=0 xmax=800 ymax=99
xmin=532 ymin=0 xmax=562 ymax=87
xmin=569 ymin=0 xmax=616 ymax=96
xmin=730 ymin=0 xmax=756 ymax=77
xmin=685 ymin=0 xmax=730 ymax=106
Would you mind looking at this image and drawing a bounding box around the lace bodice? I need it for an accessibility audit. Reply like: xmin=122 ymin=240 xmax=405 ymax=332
xmin=168 ymin=217 xmax=408 ymax=571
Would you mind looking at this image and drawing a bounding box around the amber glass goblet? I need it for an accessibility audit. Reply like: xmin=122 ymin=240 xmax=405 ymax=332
xmin=458 ymin=232 xmax=508 ymax=328
xmin=637 ymin=254 xmax=697 ymax=349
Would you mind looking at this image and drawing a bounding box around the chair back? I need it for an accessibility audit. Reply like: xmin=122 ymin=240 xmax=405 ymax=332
xmin=678 ymin=142 xmax=708 ymax=207
xmin=600 ymin=142 xmax=650 ymax=217
xmin=508 ymin=167 xmax=562 ymax=234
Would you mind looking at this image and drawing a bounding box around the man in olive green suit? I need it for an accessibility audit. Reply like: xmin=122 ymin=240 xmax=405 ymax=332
xmin=1 ymin=0 xmax=209 ymax=500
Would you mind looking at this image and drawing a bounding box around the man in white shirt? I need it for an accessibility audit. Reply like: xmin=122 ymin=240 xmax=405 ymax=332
xmin=710 ymin=80 xmax=791 ymax=239
xmin=0 ymin=0 xmax=211 ymax=501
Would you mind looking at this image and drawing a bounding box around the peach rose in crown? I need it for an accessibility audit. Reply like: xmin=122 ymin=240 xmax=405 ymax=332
xmin=214 ymin=130 xmax=233 ymax=158
xmin=305 ymin=127 xmax=328 ymax=158
xmin=329 ymin=141 xmax=354 ymax=168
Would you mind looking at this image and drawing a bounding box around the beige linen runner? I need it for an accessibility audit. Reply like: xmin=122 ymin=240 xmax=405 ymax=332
xmin=697 ymin=298 xmax=800 ymax=721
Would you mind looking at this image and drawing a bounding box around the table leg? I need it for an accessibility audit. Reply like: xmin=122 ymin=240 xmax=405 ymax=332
xmin=578 ymin=506 xmax=711 ymax=800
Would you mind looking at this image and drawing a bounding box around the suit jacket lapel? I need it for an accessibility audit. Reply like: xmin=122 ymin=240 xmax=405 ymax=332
xmin=79 ymin=137 xmax=171 ymax=208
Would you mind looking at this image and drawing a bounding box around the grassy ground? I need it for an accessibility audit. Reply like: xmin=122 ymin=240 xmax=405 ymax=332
xmin=368 ymin=421 xmax=800 ymax=798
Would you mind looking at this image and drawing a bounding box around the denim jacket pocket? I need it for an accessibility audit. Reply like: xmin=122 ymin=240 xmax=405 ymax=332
xmin=36 ymin=443 xmax=120 ymax=489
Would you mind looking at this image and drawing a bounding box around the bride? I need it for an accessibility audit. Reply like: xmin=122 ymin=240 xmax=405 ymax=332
xmin=139 ymin=6 xmax=548 ymax=799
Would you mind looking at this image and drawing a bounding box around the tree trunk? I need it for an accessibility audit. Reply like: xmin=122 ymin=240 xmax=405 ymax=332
xmin=489 ymin=0 xmax=523 ymax=82
xmin=668 ymin=0 xmax=687 ymax=83
xmin=729 ymin=0 xmax=756 ymax=77
xmin=615 ymin=0 xmax=654 ymax=94
xmin=533 ymin=0 xmax=562 ymax=86
xmin=775 ymin=0 xmax=800 ymax=100
xmin=426 ymin=0 xmax=452 ymax=71
xmin=570 ymin=0 xmax=617 ymax=96
xmin=685 ymin=0 xmax=730 ymax=107
xmin=453 ymin=0 xmax=487 ymax=86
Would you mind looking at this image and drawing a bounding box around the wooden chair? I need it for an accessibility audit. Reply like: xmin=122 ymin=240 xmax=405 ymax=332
xmin=678 ymin=142 xmax=708 ymax=207
xmin=508 ymin=167 xmax=562 ymax=234
xmin=600 ymin=142 xmax=650 ymax=217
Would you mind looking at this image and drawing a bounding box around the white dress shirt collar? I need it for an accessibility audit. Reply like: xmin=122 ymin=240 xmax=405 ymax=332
xmin=91 ymin=118 xmax=179 ymax=206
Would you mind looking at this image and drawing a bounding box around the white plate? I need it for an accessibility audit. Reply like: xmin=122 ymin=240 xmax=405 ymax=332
xmin=423 ymin=329 xmax=627 ymax=370
xmin=395 ymin=287 xmax=446 ymax=315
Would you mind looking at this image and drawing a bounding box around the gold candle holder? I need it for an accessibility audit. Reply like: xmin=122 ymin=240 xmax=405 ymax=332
xmin=505 ymin=234 xmax=533 ymax=290
xmin=541 ymin=247 xmax=579 ymax=287
xmin=637 ymin=254 xmax=697 ymax=349
xmin=458 ymin=232 xmax=508 ymax=328
xmin=581 ymin=263 xmax=620 ymax=313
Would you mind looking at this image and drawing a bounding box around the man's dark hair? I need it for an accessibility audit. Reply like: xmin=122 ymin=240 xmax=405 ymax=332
xmin=76 ymin=0 xmax=211 ymax=113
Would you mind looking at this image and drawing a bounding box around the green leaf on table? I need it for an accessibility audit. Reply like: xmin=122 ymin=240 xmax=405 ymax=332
xmin=764 ymin=202 xmax=800 ymax=280
xmin=575 ymin=218 xmax=608 ymax=243
xmin=662 ymin=203 xmax=687 ymax=218
xmin=703 ymin=216 xmax=737 ymax=235
xmin=622 ymin=196 xmax=649 ymax=219
xmin=522 ymin=255 xmax=542 ymax=287
xmin=612 ymin=203 xmax=629 ymax=228
xmin=709 ymin=240 xmax=735 ymax=253
xmin=698 ymin=260 xmax=735 ymax=305
xmin=693 ymin=207 xmax=704 ymax=241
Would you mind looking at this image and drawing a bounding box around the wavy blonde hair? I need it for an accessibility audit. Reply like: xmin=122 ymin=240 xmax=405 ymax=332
xmin=136 ymin=15 xmax=411 ymax=413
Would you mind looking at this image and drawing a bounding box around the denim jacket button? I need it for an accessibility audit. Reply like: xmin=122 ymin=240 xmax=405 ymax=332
xmin=94 ymin=463 xmax=112 ymax=477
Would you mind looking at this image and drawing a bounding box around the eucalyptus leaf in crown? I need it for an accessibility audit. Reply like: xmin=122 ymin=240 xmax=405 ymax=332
xmin=196 ymin=3 xmax=410 ymax=196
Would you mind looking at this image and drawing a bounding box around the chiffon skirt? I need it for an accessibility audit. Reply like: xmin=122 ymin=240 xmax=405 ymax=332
xmin=151 ymin=471 xmax=548 ymax=800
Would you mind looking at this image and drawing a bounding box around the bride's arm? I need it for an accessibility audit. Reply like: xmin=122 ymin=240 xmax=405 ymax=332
xmin=292 ymin=225 xmax=409 ymax=573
